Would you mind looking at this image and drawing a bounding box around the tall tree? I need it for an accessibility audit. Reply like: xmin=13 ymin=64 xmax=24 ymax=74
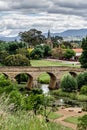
xmin=19 ymin=29 xmax=45 ymax=47
xmin=79 ymin=36 xmax=87 ymax=68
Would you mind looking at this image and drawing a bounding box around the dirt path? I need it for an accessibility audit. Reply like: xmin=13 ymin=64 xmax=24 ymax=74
xmin=53 ymin=107 xmax=87 ymax=130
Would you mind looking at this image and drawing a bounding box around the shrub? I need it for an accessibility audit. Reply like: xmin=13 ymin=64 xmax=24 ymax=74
xmin=4 ymin=54 xmax=31 ymax=66
xmin=77 ymin=94 xmax=87 ymax=101
xmin=30 ymin=47 xmax=44 ymax=60
xmin=63 ymin=49 xmax=75 ymax=60
xmin=80 ymin=85 xmax=87 ymax=95
xmin=77 ymin=71 xmax=87 ymax=90
xmin=0 ymin=50 xmax=9 ymax=64
xmin=77 ymin=114 xmax=87 ymax=130
xmin=0 ymin=74 xmax=11 ymax=87
xmin=61 ymin=74 xmax=77 ymax=92
xmin=9 ymin=90 xmax=25 ymax=108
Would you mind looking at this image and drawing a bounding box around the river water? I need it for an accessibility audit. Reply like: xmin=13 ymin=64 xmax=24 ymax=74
xmin=40 ymin=84 xmax=49 ymax=94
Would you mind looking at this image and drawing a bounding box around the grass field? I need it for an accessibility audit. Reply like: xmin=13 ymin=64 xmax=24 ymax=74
xmin=64 ymin=116 xmax=79 ymax=124
xmin=31 ymin=59 xmax=80 ymax=67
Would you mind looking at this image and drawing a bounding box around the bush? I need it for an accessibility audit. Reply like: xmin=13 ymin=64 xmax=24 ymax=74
xmin=77 ymin=71 xmax=87 ymax=90
xmin=80 ymin=85 xmax=87 ymax=95
xmin=61 ymin=74 xmax=77 ymax=92
xmin=9 ymin=90 xmax=25 ymax=108
xmin=0 ymin=50 xmax=9 ymax=64
xmin=4 ymin=54 xmax=31 ymax=66
xmin=30 ymin=47 xmax=44 ymax=60
xmin=63 ymin=49 xmax=75 ymax=60
xmin=77 ymin=94 xmax=87 ymax=101
xmin=77 ymin=114 xmax=87 ymax=130
xmin=0 ymin=74 xmax=11 ymax=87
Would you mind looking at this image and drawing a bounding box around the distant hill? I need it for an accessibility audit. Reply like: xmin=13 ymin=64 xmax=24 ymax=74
xmin=0 ymin=36 xmax=19 ymax=42
xmin=58 ymin=29 xmax=87 ymax=37
xmin=44 ymin=28 xmax=87 ymax=40
xmin=1 ymin=28 xmax=87 ymax=42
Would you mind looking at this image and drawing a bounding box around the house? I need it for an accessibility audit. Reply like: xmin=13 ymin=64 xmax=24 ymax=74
xmin=73 ymin=48 xmax=82 ymax=60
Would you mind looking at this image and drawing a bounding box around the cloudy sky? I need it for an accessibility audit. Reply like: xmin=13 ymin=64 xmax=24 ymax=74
xmin=0 ymin=0 xmax=87 ymax=37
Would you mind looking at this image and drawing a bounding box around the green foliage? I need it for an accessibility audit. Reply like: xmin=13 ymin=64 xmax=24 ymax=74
xmin=15 ymin=73 xmax=28 ymax=84
xmin=43 ymin=44 xmax=52 ymax=57
xmin=64 ymin=116 xmax=78 ymax=124
xmin=19 ymin=29 xmax=45 ymax=47
xmin=77 ymin=94 xmax=87 ymax=102
xmin=0 ymin=74 xmax=11 ymax=87
xmin=51 ymin=48 xmax=64 ymax=59
xmin=21 ymin=89 xmax=44 ymax=114
xmin=4 ymin=54 xmax=30 ymax=66
xmin=61 ymin=74 xmax=77 ymax=92
xmin=0 ymin=41 xmax=9 ymax=51
xmin=77 ymin=114 xmax=87 ymax=130
xmin=79 ymin=36 xmax=87 ymax=68
xmin=63 ymin=49 xmax=75 ymax=60
xmin=38 ymin=73 xmax=50 ymax=84
xmin=0 ymin=51 xmax=9 ymax=64
xmin=9 ymin=90 xmax=25 ymax=108
xmin=77 ymin=71 xmax=87 ymax=90
xmin=80 ymin=85 xmax=87 ymax=95
xmin=30 ymin=46 xmax=44 ymax=59
xmin=6 ymin=41 xmax=26 ymax=54
xmin=16 ymin=48 xmax=30 ymax=59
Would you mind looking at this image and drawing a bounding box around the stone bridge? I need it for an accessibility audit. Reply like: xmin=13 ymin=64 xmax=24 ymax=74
xmin=0 ymin=66 xmax=85 ymax=89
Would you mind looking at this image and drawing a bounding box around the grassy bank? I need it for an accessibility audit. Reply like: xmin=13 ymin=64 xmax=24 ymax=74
xmin=0 ymin=96 xmax=72 ymax=130
xmin=31 ymin=59 xmax=79 ymax=67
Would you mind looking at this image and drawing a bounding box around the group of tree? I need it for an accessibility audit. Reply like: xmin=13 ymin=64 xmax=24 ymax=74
xmin=0 ymin=28 xmax=87 ymax=67
xmin=79 ymin=36 xmax=87 ymax=68
xmin=60 ymin=71 xmax=87 ymax=96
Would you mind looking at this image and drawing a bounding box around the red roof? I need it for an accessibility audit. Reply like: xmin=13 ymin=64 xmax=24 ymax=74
xmin=73 ymin=48 xmax=82 ymax=53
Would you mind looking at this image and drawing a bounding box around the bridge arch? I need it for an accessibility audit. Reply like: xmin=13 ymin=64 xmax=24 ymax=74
xmin=69 ymin=71 xmax=77 ymax=77
xmin=14 ymin=73 xmax=33 ymax=90
xmin=37 ymin=72 xmax=57 ymax=90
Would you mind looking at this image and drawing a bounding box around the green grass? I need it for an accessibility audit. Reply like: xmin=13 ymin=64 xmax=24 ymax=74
xmin=48 ymin=111 xmax=63 ymax=119
xmin=64 ymin=116 xmax=79 ymax=124
xmin=31 ymin=59 xmax=78 ymax=67
xmin=38 ymin=73 xmax=50 ymax=84
xmin=0 ymin=95 xmax=72 ymax=130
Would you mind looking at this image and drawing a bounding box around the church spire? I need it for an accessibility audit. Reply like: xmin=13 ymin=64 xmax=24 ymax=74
xmin=48 ymin=30 xmax=51 ymax=39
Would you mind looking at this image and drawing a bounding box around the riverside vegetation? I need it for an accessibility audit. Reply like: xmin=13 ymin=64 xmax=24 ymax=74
xmin=0 ymin=74 xmax=73 ymax=130
xmin=0 ymin=69 xmax=87 ymax=129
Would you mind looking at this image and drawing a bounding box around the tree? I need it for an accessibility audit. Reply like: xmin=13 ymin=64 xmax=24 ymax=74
xmin=61 ymin=74 xmax=77 ymax=92
xmin=63 ymin=49 xmax=75 ymax=60
xmin=51 ymin=47 xmax=65 ymax=59
xmin=43 ymin=44 xmax=52 ymax=57
xmin=4 ymin=54 xmax=31 ymax=66
xmin=16 ymin=48 xmax=30 ymax=59
xmin=30 ymin=45 xmax=44 ymax=59
xmin=79 ymin=36 xmax=87 ymax=68
xmin=61 ymin=41 xmax=73 ymax=49
xmin=80 ymin=85 xmax=87 ymax=95
xmin=0 ymin=51 xmax=9 ymax=64
xmin=6 ymin=41 xmax=26 ymax=54
xmin=77 ymin=71 xmax=87 ymax=91
xmin=77 ymin=114 xmax=87 ymax=130
xmin=51 ymin=36 xmax=63 ymax=47
xmin=19 ymin=29 xmax=45 ymax=47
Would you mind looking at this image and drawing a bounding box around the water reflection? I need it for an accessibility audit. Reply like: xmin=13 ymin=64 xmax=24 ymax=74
xmin=41 ymin=84 xmax=49 ymax=94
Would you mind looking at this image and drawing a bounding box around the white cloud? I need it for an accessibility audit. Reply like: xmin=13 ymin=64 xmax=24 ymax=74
xmin=0 ymin=0 xmax=87 ymax=37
